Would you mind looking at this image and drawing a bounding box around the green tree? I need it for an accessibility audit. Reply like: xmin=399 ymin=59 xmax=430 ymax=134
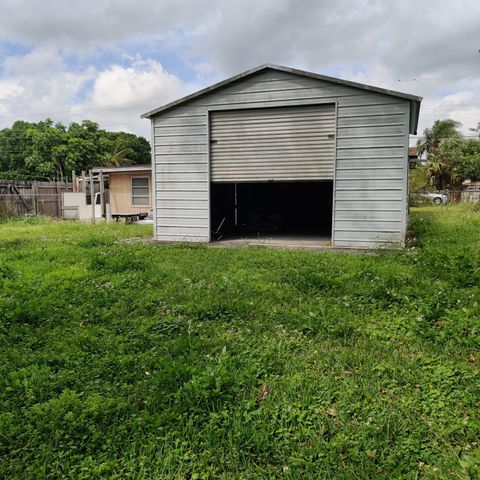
xmin=107 ymin=132 xmax=150 ymax=165
xmin=416 ymin=119 xmax=462 ymax=191
xmin=0 ymin=121 xmax=36 ymax=179
xmin=456 ymin=138 xmax=480 ymax=181
xmin=409 ymin=165 xmax=431 ymax=194
xmin=25 ymin=120 xmax=69 ymax=181
xmin=417 ymin=119 xmax=462 ymax=159
xmin=0 ymin=119 xmax=151 ymax=181
xmin=421 ymin=134 xmax=480 ymax=195
xmin=65 ymin=121 xmax=105 ymax=173
xmin=103 ymin=137 xmax=135 ymax=167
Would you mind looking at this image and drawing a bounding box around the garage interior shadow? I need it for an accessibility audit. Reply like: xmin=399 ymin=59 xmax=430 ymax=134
xmin=211 ymin=181 xmax=333 ymax=240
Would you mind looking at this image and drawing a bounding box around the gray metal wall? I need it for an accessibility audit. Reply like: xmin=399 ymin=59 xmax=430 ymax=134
xmin=152 ymin=69 xmax=410 ymax=247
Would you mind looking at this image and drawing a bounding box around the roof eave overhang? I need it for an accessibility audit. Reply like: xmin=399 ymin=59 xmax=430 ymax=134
xmin=92 ymin=166 xmax=152 ymax=174
xmin=409 ymin=99 xmax=421 ymax=135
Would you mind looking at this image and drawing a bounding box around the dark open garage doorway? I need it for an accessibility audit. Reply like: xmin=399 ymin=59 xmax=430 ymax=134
xmin=211 ymin=181 xmax=333 ymax=244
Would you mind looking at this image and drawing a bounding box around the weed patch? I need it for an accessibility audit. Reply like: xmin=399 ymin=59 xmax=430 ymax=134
xmin=89 ymin=249 xmax=147 ymax=273
xmin=0 ymin=207 xmax=479 ymax=478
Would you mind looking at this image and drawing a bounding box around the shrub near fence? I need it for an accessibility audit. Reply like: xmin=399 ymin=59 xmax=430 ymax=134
xmin=0 ymin=180 xmax=72 ymax=218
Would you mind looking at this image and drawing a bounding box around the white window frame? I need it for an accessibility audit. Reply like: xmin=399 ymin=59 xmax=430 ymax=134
xmin=131 ymin=176 xmax=150 ymax=207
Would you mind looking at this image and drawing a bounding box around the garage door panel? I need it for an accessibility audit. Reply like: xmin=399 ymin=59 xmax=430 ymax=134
xmin=213 ymin=134 xmax=335 ymax=144
xmin=210 ymin=106 xmax=334 ymax=121
xmin=211 ymin=122 xmax=335 ymax=135
xmin=212 ymin=161 xmax=334 ymax=170
xmin=211 ymin=147 xmax=335 ymax=157
xmin=210 ymin=104 xmax=335 ymax=182
xmin=212 ymin=152 xmax=334 ymax=161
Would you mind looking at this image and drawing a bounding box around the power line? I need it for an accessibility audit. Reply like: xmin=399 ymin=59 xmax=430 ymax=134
xmin=2 ymin=75 xmax=480 ymax=117
xmin=4 ymin=92 xmax=480 ymax=120
xmin=358 ymin=74 xmax=480 ymax=83
xmin=0 ymin=67 xmax=479 ymax=119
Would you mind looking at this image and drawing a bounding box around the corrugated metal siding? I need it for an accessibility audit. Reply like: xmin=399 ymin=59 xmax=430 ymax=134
xmin=333 ymin=100 xmax=409 ymax=247
xmin=154 ymin=110 xmax=209 ymax=242
xmin=151 ymin=69 xmax=409 ymax=246
xmin=210 ymin=105 xmax=335 ymax=182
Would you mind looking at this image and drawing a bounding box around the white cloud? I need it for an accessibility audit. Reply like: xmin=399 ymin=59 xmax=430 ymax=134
xmin=433 ymin=88 xmax=480 ymax=137
xmin=192 ymin=61 xmax=217 ymax=79
xmin=0 ymin=48 xmax=95 ymax=126
xmin=0 ymin=80 xmax=24 ymax=101
xmin=1 ymin=0 xmax=480 ymax=140
xmin=0 ymin=0 xmax=218 ymax=52
xmin=3 ymin=46 xmax=64 ymax=75
xmin=75 ymin=59 xmax=192 ymax=134
xmin=0 ymin=49 xmax=193 ymax=137
xmin=89 ymin=60 xmax=183 ymax=108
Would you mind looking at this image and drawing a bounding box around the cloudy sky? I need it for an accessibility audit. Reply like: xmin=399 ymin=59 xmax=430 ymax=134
xmin=0 ymin=0 xmax=479 ymax=141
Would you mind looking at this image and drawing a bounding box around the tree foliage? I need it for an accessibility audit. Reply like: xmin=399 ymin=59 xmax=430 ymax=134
xmin=0 ymin=119 xmax=150 ymax=181
xmin=416 ymin=119 xmax=480 ymax=191
xmin=455 ymin=138 xmax=480 ymax=181
xmin=408 ymin=165 xmax=431 ymax=194
xmin=103 ymin=137 xmax=135 ymax=167
xmin=416 ymin=119 xmax=462 ymax=159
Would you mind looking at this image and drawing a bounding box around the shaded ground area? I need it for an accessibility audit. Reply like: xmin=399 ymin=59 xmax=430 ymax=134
xmin=0 ymin=206 xmax=479 ymax=479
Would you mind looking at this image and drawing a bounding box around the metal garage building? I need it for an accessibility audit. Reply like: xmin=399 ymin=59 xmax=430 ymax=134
xmin=142 ymin=64 xmax=422 ymax=248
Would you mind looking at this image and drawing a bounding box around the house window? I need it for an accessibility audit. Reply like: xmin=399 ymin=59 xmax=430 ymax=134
xmin=131 ymin=177 xmax=150 ymax=206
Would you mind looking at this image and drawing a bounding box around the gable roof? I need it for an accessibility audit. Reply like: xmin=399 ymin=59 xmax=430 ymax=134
xmin=141 ymin=64 xmax=422 ymax=134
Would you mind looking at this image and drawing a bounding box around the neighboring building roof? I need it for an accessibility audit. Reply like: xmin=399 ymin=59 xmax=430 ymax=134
xmin=92 ymin=164 xmax=152 ymax=174
xmin=141 ymin=63 xmax=422 ymax=134
xmin=408 ymin=147 xmax=418 ymax=158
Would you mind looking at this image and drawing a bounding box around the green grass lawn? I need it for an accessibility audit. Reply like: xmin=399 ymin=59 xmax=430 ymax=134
xmin=0 ymin=207 xmax=479 ymax=479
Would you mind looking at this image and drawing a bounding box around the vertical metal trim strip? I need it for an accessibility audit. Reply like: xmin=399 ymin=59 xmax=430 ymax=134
xmin=150 ymin=119 xmax=157 ymax=239
xmin=207 ymin=109 xmax=212 ymax=242
xmin=331 ymin=101 xmax=338 ymax=246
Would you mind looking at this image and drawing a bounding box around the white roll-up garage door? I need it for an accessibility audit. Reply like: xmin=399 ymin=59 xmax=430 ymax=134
xmin=210 ymin=104 xmax=336 ymax=182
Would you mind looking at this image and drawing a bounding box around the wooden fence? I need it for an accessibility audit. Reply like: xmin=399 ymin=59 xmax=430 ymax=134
xmin=0 ymin=179 xmax=72 ymax=217
xmin=461 ymin=183 xmax=480 ymax=204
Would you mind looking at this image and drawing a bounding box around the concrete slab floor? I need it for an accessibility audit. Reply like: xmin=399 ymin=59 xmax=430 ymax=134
xmin=127 ymin=234 xmax=376 ymax=254
xmin=211 ymin=234 xmax=333 ymax=251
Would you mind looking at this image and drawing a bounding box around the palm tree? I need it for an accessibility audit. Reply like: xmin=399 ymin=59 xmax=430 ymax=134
xmin=104 ymin=138 xmax=134 ymax=167
xmin=417 ymin=119 xmax=462 ymax=159
xmin=425 ymin=156 xmax=451 ymax=190
xmin=416 ymin=119 xmax=463 ymax=193
xmin=424 ymin=136 xmax=466 ymax=197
